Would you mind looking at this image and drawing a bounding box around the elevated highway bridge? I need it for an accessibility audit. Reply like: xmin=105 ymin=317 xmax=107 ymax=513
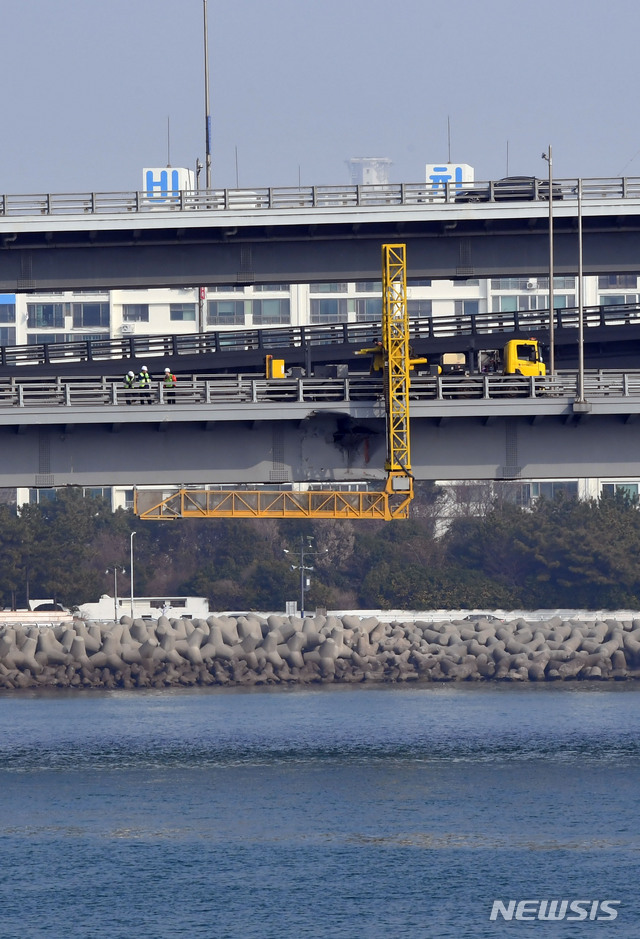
xmin=2 ymin=302 xmax=640 ymax=380
xmin=0 ymin=370 xmax=639 ymax=491
xmin=1 ymin=177 xmax=640 ymax=291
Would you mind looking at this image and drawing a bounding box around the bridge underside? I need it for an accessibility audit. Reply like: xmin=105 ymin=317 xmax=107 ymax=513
xmin=2 ymin=413 xmax=639 ymax=489
xmin=2 ymin=213 xmax=640 ymax=291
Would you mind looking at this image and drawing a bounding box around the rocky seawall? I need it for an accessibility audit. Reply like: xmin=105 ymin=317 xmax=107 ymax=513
xmin=0 ymin=612 xmax=640 ymax=689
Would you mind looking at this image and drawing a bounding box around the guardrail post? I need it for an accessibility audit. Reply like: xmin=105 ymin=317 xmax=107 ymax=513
xmin=483 ymin=375 xmax=490 ymax=398
xmin=436 ymin=375 xmax=443 ymax=400
xmin=624 ymin=373 xmax=630 ymax=396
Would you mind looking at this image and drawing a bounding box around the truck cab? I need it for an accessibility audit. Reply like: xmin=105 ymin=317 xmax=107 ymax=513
xmin=502 ymin=339 xmax=546 ymax=377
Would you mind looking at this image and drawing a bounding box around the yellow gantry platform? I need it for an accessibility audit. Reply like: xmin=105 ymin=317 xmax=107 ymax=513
xmin=136 ymin=244 xmax=415 ymax=521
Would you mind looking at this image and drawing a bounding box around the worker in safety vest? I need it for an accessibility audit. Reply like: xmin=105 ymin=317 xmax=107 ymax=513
xmin=163 ymin=367 xmax=177 ymax=404
xmin=124 ymin=370 xmax=136 ymax=405
xmin=138 ymin=365 xmax=152 ymax=404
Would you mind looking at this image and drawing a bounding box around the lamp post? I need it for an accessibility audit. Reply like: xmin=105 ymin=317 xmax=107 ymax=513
xmin=577 ymin=178 xmax=585 ymax=402
xmin=203 ymin=0 xmax=212 ymax=190
xmin=130 ymin=531 xmax=136 ymax=618
xmin=542 ymin=146 xmax=554 ymax=374
xmin=106 ymin=566 xmax=125 ymax=623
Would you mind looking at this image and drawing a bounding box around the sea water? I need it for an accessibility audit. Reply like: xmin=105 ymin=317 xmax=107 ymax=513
xmin=0 ymin=682 xmax=638 ymax=938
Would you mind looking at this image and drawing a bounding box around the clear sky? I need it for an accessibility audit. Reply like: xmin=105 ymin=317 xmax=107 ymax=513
xmin=2 ymin=0 xmax=639 ymax=193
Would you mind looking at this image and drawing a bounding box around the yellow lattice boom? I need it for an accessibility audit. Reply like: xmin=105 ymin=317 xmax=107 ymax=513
xmin=381 ymin=243 xmax=413 ymax=496
xmin=135 ymin=485 xmax=413 ymax=521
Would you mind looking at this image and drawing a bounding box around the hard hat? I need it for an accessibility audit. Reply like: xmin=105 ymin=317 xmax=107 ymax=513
xmin=164 ymin=368 xmax=171 ymax=373
xmin=141 ymin=365 xmax=148 ymax=371
xmin=127 ymin=370 xmax=134 ymax=377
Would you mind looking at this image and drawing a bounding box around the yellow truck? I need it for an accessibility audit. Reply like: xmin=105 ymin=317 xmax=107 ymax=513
xmin=476 ymin=339 xmax=546 ymax=377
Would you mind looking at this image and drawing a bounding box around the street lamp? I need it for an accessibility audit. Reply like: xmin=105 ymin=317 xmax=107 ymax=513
xmin=577 ymin=178 xmax=585 ymax=403
xmin=542 ymin=146 xmax=554 ymax=375
xmin=284 ymin=536 xmax=328 ymax=617
xmin=106 ymin=566 xmax=125 ymax=622
xmin=203 ymin=0 xmax=212 ymax=190
xmin=130 ymin=530 xmax=136 ymax=618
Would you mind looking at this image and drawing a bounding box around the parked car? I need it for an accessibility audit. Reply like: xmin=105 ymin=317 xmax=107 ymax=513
xmin=455 ymin=176 xmax=563 ymax=203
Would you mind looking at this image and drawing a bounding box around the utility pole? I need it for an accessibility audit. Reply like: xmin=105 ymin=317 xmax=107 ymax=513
xmin=130 ymin=531 xmax=136 ymax=618
xmin=284 ymin=536 xmax=327 ymax=617
xmin=106 ymin=566 xmax=125 ymax=622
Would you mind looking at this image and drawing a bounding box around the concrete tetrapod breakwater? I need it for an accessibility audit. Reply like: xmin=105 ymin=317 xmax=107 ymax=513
xmin=0 ymin=613 xmax=640 ymax=689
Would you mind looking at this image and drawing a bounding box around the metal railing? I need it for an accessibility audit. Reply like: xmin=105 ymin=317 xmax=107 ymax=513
xmin=0 ymin=371 xmax=639 ymax=410
xmin=1 ymin=177 xmax=640 ymax=217
xmin=2 ymin=302 xmax=640 ymax=371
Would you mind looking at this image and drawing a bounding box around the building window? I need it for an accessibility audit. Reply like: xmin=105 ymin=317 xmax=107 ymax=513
xmin=309 ymin=283 xmax=348 ymax=293
xmin=454 ymin=300 xmax=479 ymax=316
xmin=170 ymin=304 xmax=196 ymax=321
xmin=602 ymin=482 xmax=639 ymax=498
xmin=252 ymin=298 xmax=290 ymax=325
xmin=355 ymin=298 xmax=382 ymax=322
xmin=310 ymin=298 xmax=349 ymax=323
xmin=407 ymin=299 xmax=433 ymax=316
xmin=407 ymin=278 xmax=432 ymax=287
xmin=0 ymin=327 xmax=16 ymax=345
xmin=207 ymin=285 xmax=244 ymax=293
xmin=356 ymin=282 xmax=382 ymax=293
xmin=28 ymin=333 xmax=68 ymax=344
xmin=72 ymin=302 xmax=110 ymax=328
xmin=515 ymin=480 xmax=579 ymax=506
xmin=122 ymin=304 xmax=149 ymax=323
xmin=207 ymin=300 xmax=245 ymax=326
xmin=0 ymin=298 xmax=16 ymax=324
xmin=598 ymin=275 xmax=638 ymax=289
xmin=28 ymin=488 xmax=57 ymax=504
xmin=27 ymin=303 xmax=66 ymax=329
xmin=253 ymin=284 xmax=290 ymax=292
xmin=599 ymin=294 xmax=639 ymax=307
xmin=82 ymin=487 xmax=111 ymax=502
xmin=491 ymin=295 xmax=574 ymax=313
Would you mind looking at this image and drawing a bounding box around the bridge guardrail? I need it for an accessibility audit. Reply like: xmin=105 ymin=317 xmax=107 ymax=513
xmin=3 ymin=302 xmax=640 ymax=372
xmin=3 ymin=177 xmax=640 ymax=218
xmin=0 ymin=372 xmax=636 ymax=410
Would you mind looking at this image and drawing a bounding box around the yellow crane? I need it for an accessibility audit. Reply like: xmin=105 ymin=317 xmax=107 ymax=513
xmin=135 ymin=244 xmax=415 ymax=521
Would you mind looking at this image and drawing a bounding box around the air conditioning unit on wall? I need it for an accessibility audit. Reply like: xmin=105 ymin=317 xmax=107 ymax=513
xmin=121 ymin=324 xmax=135 ymax=334
xmin=526 ymin=281 xmax=537 ymax=290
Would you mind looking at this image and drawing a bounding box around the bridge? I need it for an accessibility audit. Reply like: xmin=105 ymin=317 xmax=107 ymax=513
xmin=3 ymin=302 xmax=640 ymax=379
xmin=2 ymin=177 xmax=640 ymax=291
xmin=1 ymin=371 xmax=640 ymax=489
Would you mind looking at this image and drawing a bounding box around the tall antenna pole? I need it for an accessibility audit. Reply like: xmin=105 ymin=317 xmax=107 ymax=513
xmin=203 ymin=0 xmax=212 ymax=189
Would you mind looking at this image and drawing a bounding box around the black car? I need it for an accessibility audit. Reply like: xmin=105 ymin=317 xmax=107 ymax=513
xmin=455 ymin=175 xmax=563 ymax=203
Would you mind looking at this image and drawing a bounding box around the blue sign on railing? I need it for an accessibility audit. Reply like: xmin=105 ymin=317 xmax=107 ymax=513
xmin=143 ymin=167 xmax=195 ymax=202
